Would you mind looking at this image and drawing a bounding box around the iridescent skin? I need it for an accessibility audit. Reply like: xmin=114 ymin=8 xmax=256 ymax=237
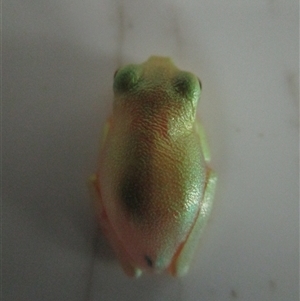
xmin=90 ymin=56 xmax=217 ymax=277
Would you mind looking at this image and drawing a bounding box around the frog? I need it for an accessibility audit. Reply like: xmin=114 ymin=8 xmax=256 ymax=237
xmin=89 ymin=56 xmax=217 ymax=277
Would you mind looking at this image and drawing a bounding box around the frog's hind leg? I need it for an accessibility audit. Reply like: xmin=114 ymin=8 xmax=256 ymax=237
xmin=88 ymin=174 xmax=143 ymax=278
xmin=168 ymin=169 xmax=217 ymax=277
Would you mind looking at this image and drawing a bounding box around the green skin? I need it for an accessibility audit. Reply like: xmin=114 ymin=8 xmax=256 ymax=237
xmin=90 ymin=56 xmax=217 ymax=277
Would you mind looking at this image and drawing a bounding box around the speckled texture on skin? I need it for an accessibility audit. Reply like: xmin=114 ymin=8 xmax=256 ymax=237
xmin=97 ymin=56 xmax=208 ymax=272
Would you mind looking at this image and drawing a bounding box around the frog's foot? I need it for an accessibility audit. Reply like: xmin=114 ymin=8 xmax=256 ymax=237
xmin=88 ymin=174 xmax=143 ymax=278
xmin=168 ymin=169 xmax=217 ymax=277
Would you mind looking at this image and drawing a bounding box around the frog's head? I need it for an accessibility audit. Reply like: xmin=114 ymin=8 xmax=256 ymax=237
xmin=112 ymin=56 xmax=202 ymax=129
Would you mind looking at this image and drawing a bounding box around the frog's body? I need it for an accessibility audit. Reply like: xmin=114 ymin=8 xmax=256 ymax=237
xmin=90 ymin=56 xmax=216 ymax=277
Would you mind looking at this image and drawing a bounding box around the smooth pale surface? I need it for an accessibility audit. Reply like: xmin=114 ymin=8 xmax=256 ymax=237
xmin=3 ymin=1 xmax=299 ymax=301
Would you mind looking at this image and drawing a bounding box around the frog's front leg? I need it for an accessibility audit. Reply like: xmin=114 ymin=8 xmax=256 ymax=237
xmin=168 ymin=169 xmax=217 ymax=277
xmin=196 ymin=121 xmax=211 ymax=163
xmin=88 ymin=174 xmax=143 ymax=278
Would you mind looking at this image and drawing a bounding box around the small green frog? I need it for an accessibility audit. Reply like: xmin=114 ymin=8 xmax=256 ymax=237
xmin=90 ymin=56 xmax=217 ymax=277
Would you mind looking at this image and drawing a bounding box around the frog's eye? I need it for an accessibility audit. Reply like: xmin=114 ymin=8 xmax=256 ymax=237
xmin=113 ymin=65 xmax=140 ymax=94
xmin=172 ymin=72 xmax=200 ymax=100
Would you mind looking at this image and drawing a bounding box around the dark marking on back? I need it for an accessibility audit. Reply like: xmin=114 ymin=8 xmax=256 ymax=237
xmin=120 ymin=170 xmax=150 ymax=218
xmin=145 ymin=255 xmax=153 ymax=267
xmin=118 ymin=128 xmax=155 ymax=220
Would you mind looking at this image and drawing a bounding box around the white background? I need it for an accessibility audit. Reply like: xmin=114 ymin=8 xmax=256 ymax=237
xmin=3 ymin=1 xmax=299 ymax=300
